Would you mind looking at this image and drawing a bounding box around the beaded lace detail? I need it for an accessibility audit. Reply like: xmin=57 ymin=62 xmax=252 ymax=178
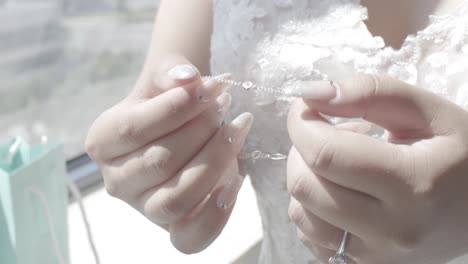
xmin=211 ymin=1 xmax=468 ymax=263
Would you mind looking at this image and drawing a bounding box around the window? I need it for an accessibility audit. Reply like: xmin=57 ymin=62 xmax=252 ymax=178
xmin=0 ymin=0 xmax=159 ymax=191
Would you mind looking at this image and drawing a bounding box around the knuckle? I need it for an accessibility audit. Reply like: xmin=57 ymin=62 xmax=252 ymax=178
xmin=288 ymin=99 xmax=306 ymax=127
xmin=290 ymin=98 xmax=305 ymax=112
xmin=383 ymin=148 xmax=413 ymax=192
xmin=352 ymin=74 xmax=383 ymax=119
xmin=165 ymin=89 xmax=191 ymax=115
xmin=200 ymin=107 xmax=223 ymax=130
xmin=356 ymin=74 xmax=381 ymax=95
xmin=117 ymin=113 xmax=138 ymax=143
xmin=297 ymin=229 xmax=311 ymax=245
xmin=142 ymin=147 xmax=170 ymax=179
xmin=84 ymin=135 xmax=99 ymax=160
xmin=412 ymin=141 xmax=468 ymax=208
xmin=104 ymin=178 xmax=122 ymax=198
xmin=167 ymin=95 xmax=181 ymax=115
xmin=310 ymin=141 xmax=335 ymax=172
xmin=397 ymin=148 xmax=438 ymax=207
xmin=101 ymin=166 xmax=132 ymax=199
xmin=288 ymin=202 xmax=305 ymax=225
xmin=85 ymin=114 xmax=107 ymax=161
xmin=287 ymin=174 xmax=310 ymax=202
xmin=335 ymin=74 xmax=382 ymax=96
xmin=148 ymin=196 xmax=184 ymax=222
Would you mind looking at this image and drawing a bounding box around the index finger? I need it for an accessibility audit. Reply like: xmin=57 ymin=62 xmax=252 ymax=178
xmin=288 ymin=99 xmax=411 ymax=201
xmin=86 ymin=75 xmax=230 ymax=161
xmin=131 ymin=54 xmax=201 ymax=99
xmin=295 ymin=75 xmax=460 ymax=138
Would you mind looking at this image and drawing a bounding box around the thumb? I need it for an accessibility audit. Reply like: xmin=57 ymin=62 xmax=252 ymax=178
xmin=295 ymin=74 xmax=460 ymax=138
xmin=131 ymin=53 xmax=201 ymax=99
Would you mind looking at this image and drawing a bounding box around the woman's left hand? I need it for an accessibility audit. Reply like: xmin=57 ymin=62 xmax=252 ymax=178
xmin=287 ymin=75 xmax=468 ymax=264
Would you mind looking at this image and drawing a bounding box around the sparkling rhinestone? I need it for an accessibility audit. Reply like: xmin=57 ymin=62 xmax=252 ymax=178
xmin=329 ymin=254 xmax=346 ymax=264
xmin=270 ymin=153 xmax=288 ymax=160
xmin=250 ymin=151 xmax=263 ymax=160
xmin=242 ymin=81 xmax=254 ymax=90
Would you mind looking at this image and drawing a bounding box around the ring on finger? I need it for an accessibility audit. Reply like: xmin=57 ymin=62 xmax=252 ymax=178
xmin=329 ymin=231 xmax=350 ymax=264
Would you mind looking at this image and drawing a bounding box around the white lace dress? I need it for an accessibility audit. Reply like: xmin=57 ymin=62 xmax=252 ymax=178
xmin=210 ymin=0 xmax=468 ymax=263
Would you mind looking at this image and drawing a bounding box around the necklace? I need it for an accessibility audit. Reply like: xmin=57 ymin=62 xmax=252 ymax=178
xmin=237 ymin=150 xmax=288 ymax=162
xmin=202 ymin=71 xmax=329 ymax=98
xmin=201 ymin=75 xmax=317 ymax=162
xmin=202 ymin=75 xmax=291 ymax=96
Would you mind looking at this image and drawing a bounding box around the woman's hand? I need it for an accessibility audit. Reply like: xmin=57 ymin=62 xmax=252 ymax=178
xmin=287 ymin=75 xmax=468 ymax=264
xmin=85 ymin=54 xmax=252 ymax=254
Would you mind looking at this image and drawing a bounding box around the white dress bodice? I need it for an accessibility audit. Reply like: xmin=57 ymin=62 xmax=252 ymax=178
xmin=210 ymin=0 xmax=468 ymax=263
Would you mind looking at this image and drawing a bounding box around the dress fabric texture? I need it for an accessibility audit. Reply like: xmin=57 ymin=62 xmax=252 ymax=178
xmin=210 ymin=0 xmax=468 ymax=263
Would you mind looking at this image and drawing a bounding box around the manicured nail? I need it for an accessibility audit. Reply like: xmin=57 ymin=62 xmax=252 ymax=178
xmin=167 ymin=64 xmax=199 ymax=80
xmin=223 ymin=112 xmax=254 ymax=144
xmin=287 ymin=81 xmax=337 ymax=100
xmin=197 ymin=73 xmax=232 ymax=102
xmin=216 ymin=93 xmax=232 ymax=114
xmin=209 ymin=93 xmax=232 ymax=128
xmin=340 ymin=121 xmax=373 ymax=134
xmin=217 ymin=175 xmax=244 ymax=209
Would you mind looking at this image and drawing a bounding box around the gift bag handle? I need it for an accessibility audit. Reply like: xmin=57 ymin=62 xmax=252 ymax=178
xmin=27 ymin=186 xmax=67 ymax=264
xmin=4 ymin=137 xmax=101 ymax=264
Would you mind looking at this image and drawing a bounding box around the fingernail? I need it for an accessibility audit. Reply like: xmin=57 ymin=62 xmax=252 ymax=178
xmin=352 ymin=122 xmax=373 ymax=134
xmin=217 ymin=175 xmax=244 ymax=209
xmin=209 ymin=93 xmax=232 ymax=128
xmin=216 ymin=93 xmax=232 ymax=115
xmin=167 ymin=64 xmax=199 ymax=80
xmin=223 ymin=112 xmax=254 ymax=144
xmin=337 ymin=121 xmax=372 ymax=134
xmin=288 ymin=81 xmax=337 ymax=100
xmin=197 ymin=73 xmax=232 ymax=102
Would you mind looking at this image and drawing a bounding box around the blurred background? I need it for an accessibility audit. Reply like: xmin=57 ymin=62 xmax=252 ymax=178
xmin=0 ymin=0 xmax=158 ymax=158
xmin=0 ymin=1 xmax=262 ymax=263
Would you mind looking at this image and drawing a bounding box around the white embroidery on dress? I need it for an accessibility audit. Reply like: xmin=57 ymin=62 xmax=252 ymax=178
xmin=211 ymin=1 xmax=468 ymax=263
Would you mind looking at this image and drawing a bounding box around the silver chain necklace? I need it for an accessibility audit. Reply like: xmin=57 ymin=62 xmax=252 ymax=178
xmin=201 ymin=74 xmax=328 ymax=162
xmin=202 ymin=76 xmax=290 ymax=96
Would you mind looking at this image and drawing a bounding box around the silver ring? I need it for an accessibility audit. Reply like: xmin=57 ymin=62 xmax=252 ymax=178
xmin=329 ymin=231 xmax=350 ymax=264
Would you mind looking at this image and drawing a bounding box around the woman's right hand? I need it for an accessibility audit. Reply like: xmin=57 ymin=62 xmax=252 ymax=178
xmin=85 ymin=54 xmax=253 ymax=254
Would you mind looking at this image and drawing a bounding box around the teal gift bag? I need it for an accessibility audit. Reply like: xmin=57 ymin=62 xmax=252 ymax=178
xmin=0 ymin=137 xmax=69 ymax=264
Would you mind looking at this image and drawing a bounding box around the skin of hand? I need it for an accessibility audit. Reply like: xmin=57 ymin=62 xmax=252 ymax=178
xmin=85 ymin=54 xmax=253 ymax=254
xmin=286 ymin=74 xmax=468 ymax=264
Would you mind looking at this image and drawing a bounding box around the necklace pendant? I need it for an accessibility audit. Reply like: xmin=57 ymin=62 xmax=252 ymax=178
xmin=238 ymin=150 xmax=288 ymax=162
xmin=269 ymin=153 xmax=288 ymax=161
xmin=242 ymin=81 xmax=255 ymax=90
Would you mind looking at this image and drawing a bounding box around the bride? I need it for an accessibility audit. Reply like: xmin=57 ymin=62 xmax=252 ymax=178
xmin=85 ymin=0 xmax=468 ymax=263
